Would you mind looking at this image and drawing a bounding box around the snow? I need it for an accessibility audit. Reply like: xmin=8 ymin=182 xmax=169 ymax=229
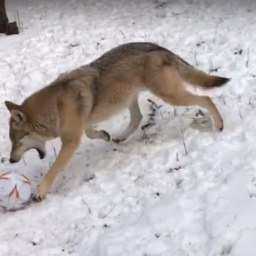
xmin=1 ymin=0 xmax=256 ymax=255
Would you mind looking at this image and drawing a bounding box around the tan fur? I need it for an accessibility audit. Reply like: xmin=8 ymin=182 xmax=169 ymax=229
xmin=4 ymin=42 xmax=230 ymax=200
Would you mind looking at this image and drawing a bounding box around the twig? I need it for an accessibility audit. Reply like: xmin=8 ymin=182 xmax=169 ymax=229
xmin=81 ymin=199 xmax=92 ymax=215
xmin=167 ymin=166 xmax=183 ymax=173
xmin=246 ymin=48 xmax=250 ymax=68
xmin=119 ymin=30 xmax=126 ymax=39
xmin=238 ymin=109 xmax=243 ymax=120
xmin=176 ymin=152 xmax=179 ymax=162
xmin=176 ymin=117 xmax=188 ymax=155
xmin=141 ymin=99 xmax=162 ymax=131
xmin=180 ymin=129 xmax=188 ymax=155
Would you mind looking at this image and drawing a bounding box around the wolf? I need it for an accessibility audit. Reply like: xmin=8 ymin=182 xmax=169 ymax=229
xmin=4 ymin=42 xmax=230 ymax=200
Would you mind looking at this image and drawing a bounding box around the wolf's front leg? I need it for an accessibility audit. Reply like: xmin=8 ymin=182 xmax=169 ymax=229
xmin=35 ymin=135 xmax=82 ymax=201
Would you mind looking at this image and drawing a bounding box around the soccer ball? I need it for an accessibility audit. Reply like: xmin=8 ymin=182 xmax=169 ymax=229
xmin=0 ymin=171 xmax=32 ymax=210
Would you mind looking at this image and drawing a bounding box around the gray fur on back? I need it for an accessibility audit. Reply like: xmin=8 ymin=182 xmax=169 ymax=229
xmin=89 ymin=42 xmax=168 ymax=72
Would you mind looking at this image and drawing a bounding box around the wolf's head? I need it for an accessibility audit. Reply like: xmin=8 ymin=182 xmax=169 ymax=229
xmin=5 ymin=101 xmax=46 ymax=163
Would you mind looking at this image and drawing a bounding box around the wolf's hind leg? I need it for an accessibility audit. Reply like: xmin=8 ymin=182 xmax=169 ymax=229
xmin=113 ymin=97 xmax=142 ymax=143
xmin=162 ymin=92 xmax=223 ymax=131
xmin=85 ymin=127 xmax=111 ymax=142
xmin=149 ymin=67 xmax=224 ymax=131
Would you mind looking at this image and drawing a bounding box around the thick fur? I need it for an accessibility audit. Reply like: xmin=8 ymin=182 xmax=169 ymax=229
xmin=173 ymin=57 xmax=230 ymax=88
xmin=4 ymin=42 xmax=230 ymax=200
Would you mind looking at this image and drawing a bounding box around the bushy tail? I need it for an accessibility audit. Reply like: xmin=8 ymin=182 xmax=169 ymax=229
xmin=173 ymin=55 xmax=230 ymax=88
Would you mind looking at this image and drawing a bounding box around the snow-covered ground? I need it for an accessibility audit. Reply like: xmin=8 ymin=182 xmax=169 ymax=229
xmin=1 ymin=0 xmax=256 ymax=255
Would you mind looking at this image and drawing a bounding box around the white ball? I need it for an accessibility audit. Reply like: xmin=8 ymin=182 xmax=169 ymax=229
xmin=0 ymin=171 xmax=32 ymax=210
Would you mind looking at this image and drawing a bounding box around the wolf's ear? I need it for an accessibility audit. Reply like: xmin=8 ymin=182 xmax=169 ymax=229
xmin=5 ymin=101 xmax=27 ymax=128
xmin=5 ymin=101 xmax=20 ymax=112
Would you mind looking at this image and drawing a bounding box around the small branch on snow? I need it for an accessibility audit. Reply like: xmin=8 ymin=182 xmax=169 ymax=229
xmin=238 ymin=109 xmax=243 ymax=120
xmin=139 ymin=99 xmax=162 ymax=143
xmin=180 ymin=129 xmax=188 ymax=155
xmin=176 ymin=152 xmax=179 ymax=162
xmin=119 ymin=30 xmax=126 ymax=39
xmin=167 ymin=166 xmax=183 ymax=173
xmin=176 ymin=116 xmax=188 ymax=156
xmin=246 ymin=48 xmax=250 ymax=68
xmin=81 ymin=199 xmax=92 ymax=215
xmin=141 ymin=99 xmax=162 ymax=130
xmin=98 ymin=203 xmax=116 ymax=219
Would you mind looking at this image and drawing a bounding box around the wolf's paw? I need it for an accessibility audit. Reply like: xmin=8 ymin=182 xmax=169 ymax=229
xmin=33 ymin=194 xmax=44 ymax=202
xmin=33 ymin=180 xmax=49 ymax=202
xmin=217 ymin=125 xmax=224 ymax=132
xmin=215 ymin=118 xmax=224 ymax=132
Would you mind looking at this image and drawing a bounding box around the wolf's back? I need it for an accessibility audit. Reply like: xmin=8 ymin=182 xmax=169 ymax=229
xmin=90 ymin=42 xmax=230 ymax=88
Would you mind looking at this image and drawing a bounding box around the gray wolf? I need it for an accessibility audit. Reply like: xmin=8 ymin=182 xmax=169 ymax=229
xmin=4 ymin=42 xmax=230 ymax=200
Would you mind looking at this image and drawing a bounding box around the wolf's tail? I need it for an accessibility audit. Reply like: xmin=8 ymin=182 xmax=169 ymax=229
xmin=171 ymin=54 xmax=230 ymax=88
